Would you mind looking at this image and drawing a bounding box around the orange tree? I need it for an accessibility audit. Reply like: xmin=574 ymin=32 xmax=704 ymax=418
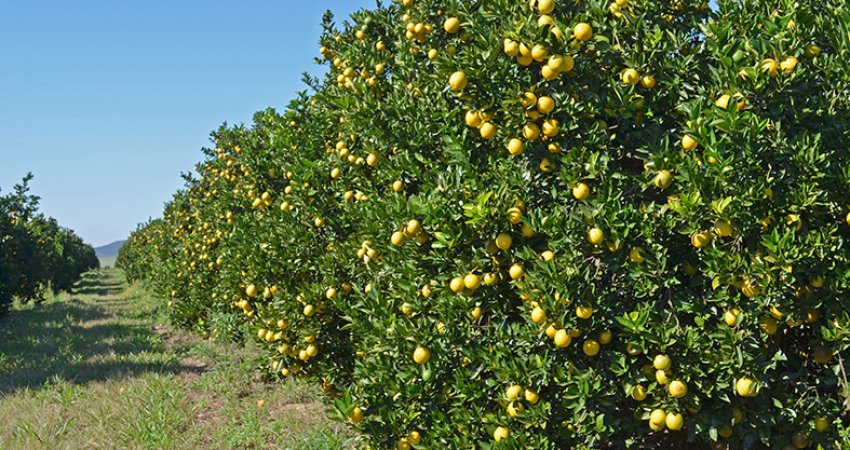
xmin=1 ymin=174 xmax=99 ymax=315
xmin=119 ymin=0 xmax=850 ymax=448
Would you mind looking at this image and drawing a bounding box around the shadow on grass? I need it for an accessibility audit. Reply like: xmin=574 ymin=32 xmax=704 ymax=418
xmin=71 ymin=272 xmax=126 ymax=296
xmin=0 ymin=271 xmax=200 ymax=395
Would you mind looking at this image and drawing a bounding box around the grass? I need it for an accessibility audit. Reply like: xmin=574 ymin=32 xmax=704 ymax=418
xmin=98 ymin=256 xmax=117 ymax=268
xmin=0 ymin=269 xmax=352 ymax=450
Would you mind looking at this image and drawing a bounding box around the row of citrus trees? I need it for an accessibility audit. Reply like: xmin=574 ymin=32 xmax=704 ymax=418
xmin=0 ymin=173 xmax=99 ymax=316
xmin=118 ymin=0 xmax=850 ymax=448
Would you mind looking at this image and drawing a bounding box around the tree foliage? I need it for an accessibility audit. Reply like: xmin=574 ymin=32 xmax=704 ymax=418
xmin=0 ymin=174 xmax=99 ymax=315
xmin=119 ymin=0 xmax=850 ymax=448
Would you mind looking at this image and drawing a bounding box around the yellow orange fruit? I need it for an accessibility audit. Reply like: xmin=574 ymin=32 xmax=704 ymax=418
xmin=531 ymin=306 xmax=547 ymax=324
xmin=554 ymin=329 xmax=572 ymax=348
xmin=449 ymin=276 xmax=464 ymax=293
xmin=714 ymin=219 xmax=733 ymax=237
xmin=509 ymin=263 xmax=524 ymax=280
xmin=668 ymin=380 xmax=687 ymax=398
xmin=631 ymin=385 xmax=647 ymax=401
xmin=574 ymin=23 xmax=593 ymax=41
xmin=780 ymin=56 xmax=798 ymax=74
xmin=506 ymin=384 xmax=522 ymax=401
xmin=479 ymin=122 xmax=497 ymax=140
xmin=448 ymin=71 xmax=468 ymax=91
xmin=814 ymin=417 xmax=830 ymax=432
xmin=349 ymin=406 xmax=364 ymax=423
xmin=715 ymin=94 xmax=731 ymax=109
xmin=724 ymin=309 xmax=740 ymax=327
xmin=524 ymin=389 xmax=539 ymax=404
xmin=495 ymin=233 xmax=512 ymax=250
xmin=523 ymin=123 xmax=540 ymax=140
xmin=665 ymin=412 xmax=684 ymax=431
xmin=681 ymin=135 xmax=698 ymax=150
xmin=587 ymin=227 xmax=604 ymax=245
xmin=537 ymin=0 xmax=555 ymax=14
xmin=649 ymin=408 xmax=667 ymax=425
xmin=761 ymin=58 xmax=778 ymax=77
xmin=464 ymin=273 xmax=481 ymax=290
xmin=735 ymin=377 xmax=757 ymax=397
xmin=621 ymin=68 xmax=640 ymax=85
xmin=573 ymin=182 xmax=590 ymax=200
xmin=412 ymin=346 xmax=430 ymax=364
xmin=791 ymin=431 xmax=809 ymax=448
xmin=654 ymin=170 xmax=673 ymax=189
xmin=582 ymin=339 xmax=600 ymax=356
xmin=653 ymin=354 xmax=671 ymax=371
xmin=537 ymin=96 xmax=555 ymax=114
xmin=443 ymin=17 xmax=460 ymax=34
xmin=813 ymin=346 xmax=833 ymax=364
xmin=691 ymin=232 xmax=711 ymax=249
xmin=628 ymin=247 xmax=645 ymax=263
xmin=507 ymin=138 xmax=524 ymax=156
xmin=465 ymin=109 xmax=482 ymax=128
xmin=640 ymin=74 xmax=656 ymax=89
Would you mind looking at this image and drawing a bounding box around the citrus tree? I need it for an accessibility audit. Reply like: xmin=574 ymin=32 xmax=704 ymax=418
xmin=0 ymin=174 xmax=99 ymax=315
xmin=120 ymin=0 xmax=850 ymax=448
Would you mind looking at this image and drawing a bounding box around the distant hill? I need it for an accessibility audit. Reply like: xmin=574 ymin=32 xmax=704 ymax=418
xmin=95 ymin=240 xmax=126 ymax=258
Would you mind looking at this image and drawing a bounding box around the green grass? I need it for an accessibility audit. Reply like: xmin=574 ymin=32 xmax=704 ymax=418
xmin=0 ymin=269 xmax=352 ymax=449
xmin=98 ymin=256 xmax=117 ymax=268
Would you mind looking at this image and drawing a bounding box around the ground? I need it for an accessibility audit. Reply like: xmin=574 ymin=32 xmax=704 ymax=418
xmin=0 ymin=269 xmax=351 ymax=450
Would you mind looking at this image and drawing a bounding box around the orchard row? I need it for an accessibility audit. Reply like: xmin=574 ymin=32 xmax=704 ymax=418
xmin=118 ymin=0 xmax=850 ymax=448
xmin=1 ymin=174 xmax=99 ymax=315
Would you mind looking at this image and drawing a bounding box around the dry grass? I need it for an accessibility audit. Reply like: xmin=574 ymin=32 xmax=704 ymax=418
xmin=0 ymin=270 xmax=352 ymax=450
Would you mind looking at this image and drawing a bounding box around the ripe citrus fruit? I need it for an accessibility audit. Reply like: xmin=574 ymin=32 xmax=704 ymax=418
xmin=621 ymin=68 xmax=639 ymax=85
xmin=574 ymin=23 xmax=592 ymax=41
xmin=531 ymin=306 xmax=547 ymax=324
xmin=448 ymin=71 xmax=468 ymax=91
xmin=681 ymin=135 xmax=698 ymax=150
xmin=735 ymin=377 xmax=757 ymax=397
xmin=713 ymin=219 xmax=733 ymax=237
xmin=537 ymin=96 xmax=555 ymax=114
xmin=724 ymin=309 xmax=740 ymax=327
xmin=665 ymin=412 xmax=684 ymax=431
xmin=537 ymin=0 xmax=554 ymax=14
xmin=582 ymin=339 xmax=600 ymax=356
xmin=479 ymin=122 xmax=497 ymax=139
xmin=628 ymin=247 xmax=645 ymax=263
xmin=573 ymin=182 xmax=590 ymax=200
xmin=649 ymin=408 xmax=666 ymax=425
xmin=413 ymin=346 xmax=430 ymax=364
xmin=631 ymin=385 xmax=647 ymax=401
xmin=640 ymin=74 xmax=656 ymax=89
xmin=668 ymin=380 xmax=687 ymax=398
xmin=653 ymin=354 xmax=671 ymax=371
xmin=554 ymin=329 xmax=572 ymax=348
xmin=587 ymin=227 xmax=604 ymax=245
xmin=443 ymin=17 xmax=460 ymax=34
xmin=654 ymin=170 xmax=673 ymax=189
xmin=507 ymin=138 xmax=524 ymax=156
xmin=464 ymin=273 xmax=481 ymax=290
xmin=509 ymin=263 xmax=524 ymax=280
xmin=349 ymin=406 xmax=364 ymax=423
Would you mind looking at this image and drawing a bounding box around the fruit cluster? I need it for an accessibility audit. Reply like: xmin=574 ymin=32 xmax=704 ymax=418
xmin=118 ymin=0 xmax=850 ymax=448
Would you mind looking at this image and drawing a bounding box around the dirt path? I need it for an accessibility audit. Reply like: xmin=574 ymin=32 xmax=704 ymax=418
xmin=0 ymin=270 xmax=348 ymax=450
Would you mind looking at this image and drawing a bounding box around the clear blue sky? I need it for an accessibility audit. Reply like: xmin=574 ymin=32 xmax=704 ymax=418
xmin=0 ymin=0 xmax=372 ymax=247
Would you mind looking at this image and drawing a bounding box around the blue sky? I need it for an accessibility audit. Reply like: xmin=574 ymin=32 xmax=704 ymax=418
xmin=0 ymin=0 xmax=372 ymax=247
